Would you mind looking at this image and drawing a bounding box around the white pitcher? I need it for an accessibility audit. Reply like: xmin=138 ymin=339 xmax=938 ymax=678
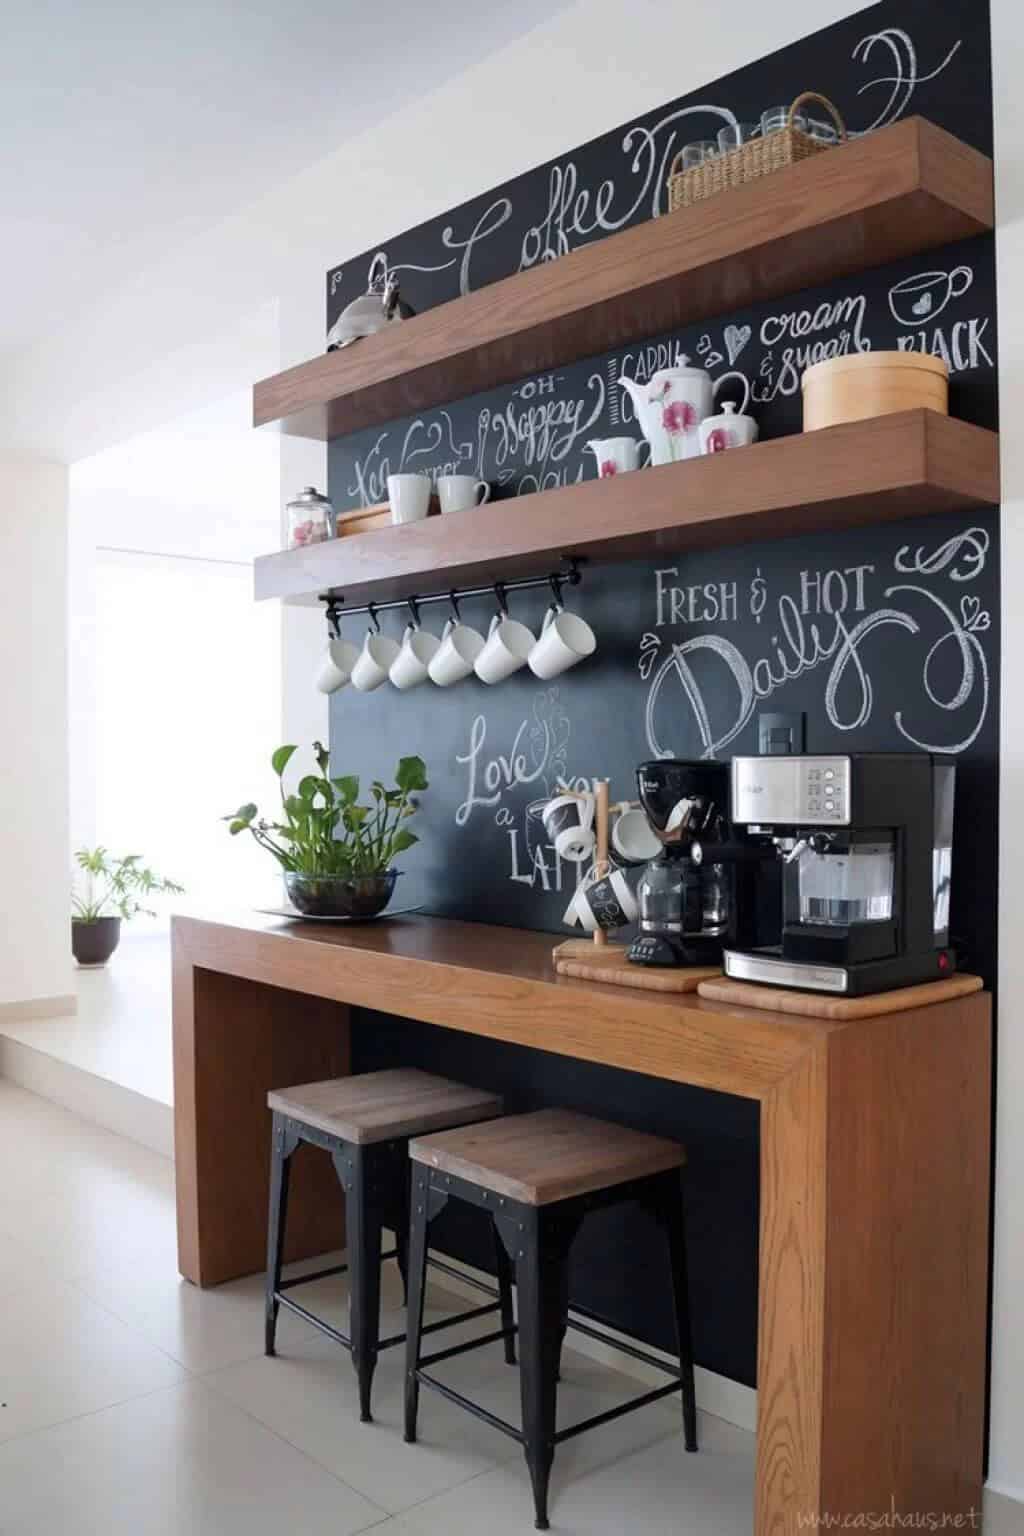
xmin=618 ymin=352 xmax=751 ymax=465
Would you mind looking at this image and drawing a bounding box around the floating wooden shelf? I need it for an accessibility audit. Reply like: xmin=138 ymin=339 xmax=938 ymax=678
xmin=253 ymin=117 xmax=993 ymax=440
xmin=253 ymin=411 xmax=999 ymax=605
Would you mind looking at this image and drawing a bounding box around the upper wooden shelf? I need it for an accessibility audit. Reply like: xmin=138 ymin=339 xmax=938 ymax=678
xmin=254 ymin=410 xmax=1000 ymax=605
xmin=253 ymin=117 xmax=993 ymax=440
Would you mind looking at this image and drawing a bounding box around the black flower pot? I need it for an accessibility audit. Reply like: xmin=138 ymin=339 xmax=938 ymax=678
xmin=71 ymin=916 xmax=122 ymax=967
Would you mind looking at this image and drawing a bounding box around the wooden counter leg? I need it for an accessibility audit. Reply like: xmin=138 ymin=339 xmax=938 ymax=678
xmin=755 ymin=994 xmax=991 ymax=1534
xmin=174 ymin=940 xmax=350 ymax=1287
xmin=756 ymin=1041 xmax=829 ymax=1533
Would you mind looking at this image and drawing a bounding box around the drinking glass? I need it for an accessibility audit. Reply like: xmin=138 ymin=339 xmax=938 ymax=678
xmin=806 ymin=117 xmax=839 ymax=144
xmin=717 ymin=122 xmax=759 ymax=153
xmin=761 ymin=105 xmax=808 ymax=136
xmin=680 ymin=140 xmax=717 ymax=171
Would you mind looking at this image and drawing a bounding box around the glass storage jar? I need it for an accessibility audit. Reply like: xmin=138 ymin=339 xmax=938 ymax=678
xmin=286 ymin=486 xmax=335 ymax=548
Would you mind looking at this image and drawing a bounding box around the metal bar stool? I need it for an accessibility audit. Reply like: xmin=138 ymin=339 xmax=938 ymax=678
xmin=404 ymin=1108 xmax=697 ymax=1531
xmin=265 ymin=1068 xmax=512 ymax=1422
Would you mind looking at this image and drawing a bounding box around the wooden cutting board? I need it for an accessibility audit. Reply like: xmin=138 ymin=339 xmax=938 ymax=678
xmin=696 ymin=972 xmax=983 ymax=1019
xmin=552 ymin=941 xmax=721 ymax=993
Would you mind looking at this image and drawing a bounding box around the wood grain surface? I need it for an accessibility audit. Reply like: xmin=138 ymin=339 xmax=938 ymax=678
xmin=267 ymin=1067 xmax=502 ymax=1144
xmin=172 ymin=911 xmax=991 ymax=1532
xmin=410 ymin=1107 xmax=685 ymax=1205
xmin=252 ymin=118 xmax=993 ymax=440
xmin=698 ymin=972 xmax=983 ymax=1018
xmin=253 ymin=411 xmax=999 ymax=606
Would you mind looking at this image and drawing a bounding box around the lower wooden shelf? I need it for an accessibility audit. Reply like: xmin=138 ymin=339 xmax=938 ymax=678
xmin=254 ymin=410 xmax=999 ymax=605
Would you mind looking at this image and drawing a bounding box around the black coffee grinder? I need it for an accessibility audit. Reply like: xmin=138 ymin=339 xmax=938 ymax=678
xmin=628 ymin=759 xmax=734 ymax=968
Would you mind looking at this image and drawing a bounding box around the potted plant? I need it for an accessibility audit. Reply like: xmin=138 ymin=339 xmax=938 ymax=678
xmin=71 ymin=848 xmax=184 ymax=966
xmin=225 ymin=741 xmax=428 ymax=918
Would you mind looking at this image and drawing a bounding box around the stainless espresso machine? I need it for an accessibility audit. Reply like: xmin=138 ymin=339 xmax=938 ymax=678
xmin=721 ymin=753 xmax=956 ymax=996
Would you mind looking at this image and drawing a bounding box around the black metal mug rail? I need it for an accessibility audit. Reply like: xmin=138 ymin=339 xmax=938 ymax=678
xmin=319 ymin=560 xmax=583 ymax=636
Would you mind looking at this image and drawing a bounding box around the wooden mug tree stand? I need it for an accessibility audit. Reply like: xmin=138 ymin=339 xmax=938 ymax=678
xmin=551 ymin=779 xmax=721 ymax=993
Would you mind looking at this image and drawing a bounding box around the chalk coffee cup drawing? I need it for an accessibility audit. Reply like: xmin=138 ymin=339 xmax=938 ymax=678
xmin=315 ymin=635 xmax=361 ymax=696
xmin=474 ymin=612 xmax=536 ymax=685
xmin=610 ymin=807 xmax=663 ymax=868
xmin=541 ymin=794 xmax=595 ymax=864
xmin=351 ymin=628 xmax=402 ymax=692
xmin=585 ymin=437 xmax=650 ymax=478
xmin=437 ymin=475 xmax=491 ymax=514
xmin=389 ymin=622 xmax=441 ymax=691
xmin=528 ymin=604 xmax=597 ymax=680
xmin=565 ymin=867 xmax=639 ymax=934
xmin=387 ymin=473 xmax=432 ymax=525
xmin=428 ymin=617 xmax=486 ymax=686
xmin=888 ymin=266 xmax=973 ymax=327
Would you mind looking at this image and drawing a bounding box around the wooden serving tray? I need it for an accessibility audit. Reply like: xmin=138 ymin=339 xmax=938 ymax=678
xmin=336 ymin=499 xmax=441 ymax=537
xmin=697 ymin=972 xmax=983 ymax=1019
xmin=552 ymin=941 xmax=721 ymax=993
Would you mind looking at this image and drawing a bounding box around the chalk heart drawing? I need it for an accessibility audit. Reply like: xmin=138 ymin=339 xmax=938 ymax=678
xmin=724 ymin=324 xmax=752 ymax=365
xmin=961 ymin=595 xmax=991 ymax=633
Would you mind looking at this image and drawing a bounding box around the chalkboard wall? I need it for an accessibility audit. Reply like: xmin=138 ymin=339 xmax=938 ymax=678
xmin=324 ymin=0 xmax=998 ymax=1389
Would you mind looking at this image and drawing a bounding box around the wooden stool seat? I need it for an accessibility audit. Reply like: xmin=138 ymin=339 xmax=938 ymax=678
xmin=410 ymin=1107 xmax=685 ymax=1206
xmin=268 ymin=1067 xmax=502 ymax=1145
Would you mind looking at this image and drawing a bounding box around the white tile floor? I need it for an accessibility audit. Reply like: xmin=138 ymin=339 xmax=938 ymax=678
xmin=0 ymin=1077 xmax=755 ymax=1534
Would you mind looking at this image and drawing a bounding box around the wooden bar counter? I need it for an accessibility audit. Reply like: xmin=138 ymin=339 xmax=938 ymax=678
xmin=172 ymin=911 xmax=991 ymax=1534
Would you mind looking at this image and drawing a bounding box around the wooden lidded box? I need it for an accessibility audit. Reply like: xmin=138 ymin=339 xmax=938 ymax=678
xmin=802 ymin=351 xmax=949 ymax=431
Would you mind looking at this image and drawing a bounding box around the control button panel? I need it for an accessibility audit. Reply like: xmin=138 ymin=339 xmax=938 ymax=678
xmin=731 ymin=756 xmax=852 ymax=826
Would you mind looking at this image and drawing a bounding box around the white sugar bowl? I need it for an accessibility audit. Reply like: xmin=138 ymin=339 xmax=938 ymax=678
xmin=698 ymin=400 xmax=759 ymax=455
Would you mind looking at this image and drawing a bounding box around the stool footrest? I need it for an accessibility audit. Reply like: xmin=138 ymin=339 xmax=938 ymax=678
xmin=417 ymin=1320 xmax=514 ymax=1370
xmin=415 ymin=1371 xmax=524 ymax=1443
xmin=553 ymin=1380 xmax=685 ymax=1445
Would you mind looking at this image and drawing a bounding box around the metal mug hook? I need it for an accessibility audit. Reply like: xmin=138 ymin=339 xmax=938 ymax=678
xmin=407 ymin=596 xmax=421 ymax=629
xmin=449 ymin=590 xmax=461 ymax=623
xmin=494 ymin=580 xmax=509 ymax=618
xmin=367 ymin=602 xmax=381 ymax=634
xmin=326 ymin=601 xmax=342 ymax=640
xmin=549 ymin=573 xmax=566 ymax=611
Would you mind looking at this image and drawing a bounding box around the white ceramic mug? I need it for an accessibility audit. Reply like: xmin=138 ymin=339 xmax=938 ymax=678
xmin=315 ymin=636 xmax=361 ymax=695
xmin=474 ymin=612 xmax=536 ymax=685
xmin=542 ymin=794 xmax=595 ymax=863
xmin=586 ymin=437 xmax=650 ymax=478
xmin=437 ymin=475 xmax=491 ymax=514
xmin=565 ymin=867 xmax=639 ymax=932
xmin=528 ymin=605 xmax=597 ymax=680
xmin=387 ymin=473 xmax=432 ymax=525
xmin=428 ymin=617 xmax=486 ymax=686
xmin=389 ymin=622 xmax=441 ymax=691
xmin=698 ymin=401 xmax=759 ymax=455
xmin=351 ymin=629 xmax=402 ymax=692
xmin=611 ymin=807 xmax=663 ymax=867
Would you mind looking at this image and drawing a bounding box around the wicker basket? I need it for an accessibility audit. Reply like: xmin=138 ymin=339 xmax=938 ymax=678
xmin=667 ymin=92 xmax=846 ymax=212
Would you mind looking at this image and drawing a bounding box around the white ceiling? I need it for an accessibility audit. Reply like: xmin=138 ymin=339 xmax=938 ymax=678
xmin=0 ymin=0 xmax=565 ymax=352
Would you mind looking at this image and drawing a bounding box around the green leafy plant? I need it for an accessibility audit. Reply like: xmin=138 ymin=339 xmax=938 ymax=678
xmin=72 ymin=848 xmax=184 ymax=924
xmin=225 ymin=742 xmax=428 ymax=875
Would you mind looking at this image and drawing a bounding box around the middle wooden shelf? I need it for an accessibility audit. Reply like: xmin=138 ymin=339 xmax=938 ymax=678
xmin=254 ymin=410 xmax=999 ymax=606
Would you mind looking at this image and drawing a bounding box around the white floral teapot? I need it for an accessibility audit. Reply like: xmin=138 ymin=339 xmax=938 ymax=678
xmin=618 ymin=352 xmax=751 ymax=465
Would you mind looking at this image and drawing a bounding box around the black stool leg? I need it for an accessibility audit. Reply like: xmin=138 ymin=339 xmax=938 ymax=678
xmin=393 ymin=1151 xmax=411 ymax=1307
xmin=661 ymin=1172 xmax=698 ymax=1452
xmin=334 ymin=1145 xmax=383 ymax=1423
xmin=265 ymin=1115 xmax=297 ymax=1356
xmin=492 ymin=1220 xmax=517 ymax=1366
xmin=404 ymin=1172 xmax=448 ymax=1443
xmin=515 ymin=1210 xmax=562 ymax=1532
xmin=555 ymin=1260 xmax=570 ymax=1383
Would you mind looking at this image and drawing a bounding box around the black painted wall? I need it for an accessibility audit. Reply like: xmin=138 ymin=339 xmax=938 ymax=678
xmin=323 ymin=0 xmax=998 ymax=1388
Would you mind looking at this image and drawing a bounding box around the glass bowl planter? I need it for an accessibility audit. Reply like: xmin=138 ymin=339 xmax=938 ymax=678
xmin=284 ymin=869 xmax=400 ymax=919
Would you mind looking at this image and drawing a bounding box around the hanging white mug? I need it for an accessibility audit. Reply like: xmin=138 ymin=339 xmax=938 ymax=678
xmin=528 ymin=605 xmax=597 ymax=679
xmin=315 ymin=635 xmax=360 ymax=695
xmin=428 ymin=616 xmax=486 ymax=686
xmin=351 ymin=628 xmax=401 ymax=692
xmin=474 ymin=612 xmax=536 ymax=685
xmin=389 ymin=622 xmax=441 ymax=691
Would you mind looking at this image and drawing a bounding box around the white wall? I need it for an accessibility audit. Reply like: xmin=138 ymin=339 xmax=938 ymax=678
xmin=0 ymin=0 xmax=1020 ymax=1495
xmin=0 ymin=458 xmax=72 ymax=1009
